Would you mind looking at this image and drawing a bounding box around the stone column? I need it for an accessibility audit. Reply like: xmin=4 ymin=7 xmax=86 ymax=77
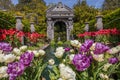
xmin=51 ymin=23 xmax=54 ymax=40
xmin=96 ymin=15 xmax=103 ymax=30
xmin=68 ymin=18 xmax=73 ymax=30
xmin=84 ymin=22 xmax=89 ymax=32
xmin=47 ymin=18 xmax=53 ymax=40
xmin=30 ymin=22 xmax=35 ymax=33
xmin=67 ymin=18 xmax=73 ymax=40
xmin=15 ymin=16 xmax=23 ymax=31
xmin=15 ymin=16 xmax=24 ymax=45
xmin=66 ymin=26 xmax=70 ymax=41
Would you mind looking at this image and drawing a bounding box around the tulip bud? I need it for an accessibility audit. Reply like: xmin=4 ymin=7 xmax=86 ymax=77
xmin=48 ymin=59 xmax=55 ymax=65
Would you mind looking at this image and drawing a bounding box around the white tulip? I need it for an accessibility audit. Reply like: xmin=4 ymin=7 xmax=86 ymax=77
xmin=54 ymin=47 xmax=65 ymax=58
xmin=0 ymin=50 xmax=3 ymax=54
xmin=19 ymin=45 xmax=27 ymax=51
xmin=103 ymin=63 xmax=112 ymax=71
xmin=70 ymin=40 xmax=79 ymax=47
xmin=0 ymin=66 xmax=8 ymax=78
xmin=59 ymin=63 xmax=66 ymax=68
xmin=99 ymin=73 xmax=109 ymax=80
xmin=59 ymin=63 xmax=76 ymax=80
xmin=16 ymin=56 xmax=20 ymax=60
xmin=99 ymin=73 xmax=105 ymax=79
xmin=13 ymin=48 xmax=21 ymax=56
xmin=48 ymin=59 xmax=55 ymax=65
xmin=33 ymin=50 xmax=40 ymax=57
xmin=90 ymin=43 xmax=96 ymax=50
xmin=70 ymin=49 xmax=74 ymax=52
xmin=38 ymin=49 xmax=45 ymax=56
xmin=0 ymin=54 xmax=5 ymax=63
xmin=77 ymin=42 xmax=82 ymax=48
xmin=54 ymin=51 xmax=64 ymax=58
xmin=69 ymin=54 xmax=75 ymax=61
xmin=91 ymin=51 xmax=104 ymax=62
xmin=56 ymin=47 xmax=65 ymax=53
xmin=63 ymin=59 xmax=66 ymax=63
xmin=4 ymin=54 xmax=16 ymax=63
xmin=104 ymin=74 xmax=109 ymax=79
xmin=27 ymin=50 xmax=33 ymax=53
xmin=92 ymin=54 xmax=104 ymax=62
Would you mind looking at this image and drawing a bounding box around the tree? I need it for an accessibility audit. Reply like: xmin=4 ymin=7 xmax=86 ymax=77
xmin=15 ymin=0 xmax=47 ymax=33
xmin=73 ymin=0 xmax=98 ymax=35
xmin=0 ymin=0 xmax=14 ymax=10
xmin=102 ymin=0 xmax=120 ymax=10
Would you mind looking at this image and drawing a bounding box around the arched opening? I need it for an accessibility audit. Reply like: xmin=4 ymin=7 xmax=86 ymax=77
xmin=54 ymin=21 xmax=66 ymax=42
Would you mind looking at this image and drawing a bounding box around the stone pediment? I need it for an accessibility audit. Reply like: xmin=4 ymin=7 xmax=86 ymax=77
xmin=46 ymin=2 xmax=74 ymax=18
xmin=47 ymin=2 xmax=73 ymax=12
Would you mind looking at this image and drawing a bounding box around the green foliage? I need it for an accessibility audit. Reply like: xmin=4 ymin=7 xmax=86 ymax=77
xmin=95 ymin=35 xmax=109 ymax=43
xmin=54 ymin=21 xmax=66 ymax=42
xmin=15 ymin=0 xmax=47 ymax=33
xmin=0 ymin=11 xmax=15 ymax=29
xmin=88 ymin=8 xmax=120 ymax=31
xmin=103 ymin=8 xmax=120 ymax=29
xmin=63 ymin=41 xmax=71 ymax=47
xmin=50 ymin=40 xmax=56 ymax=47
xmin=73 ymin=1 xmax=98 ymax=36
xmin=22 ymin=19 xmax=30 ymax=32
xmin=17 ymin=58 xmax=47 ymax=80
xmin=49 ymin=66 xmax=60 ymax=80
xmin=102 ymin=0 xmax=120 ymax=10
xmin=0 ymin=0 xmax=14 ymax=10
xmin=57 ymin=41 xmax=63 ymax=46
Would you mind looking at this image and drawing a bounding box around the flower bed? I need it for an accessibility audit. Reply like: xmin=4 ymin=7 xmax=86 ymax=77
xmin=78 ymin=28 xmax=120 ymax=44
xmin=1 ymin=39 xmax=120 ymax=80
xmin=0 ymin=28 xmax=45 ymax=46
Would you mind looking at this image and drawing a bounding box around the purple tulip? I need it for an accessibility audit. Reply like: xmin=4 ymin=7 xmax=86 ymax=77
xmin=19 ymin=52 xmax=34 ymax=66
xmin=7 ymin=62 xmax=25 ymax=80
xmin=64 ymin=47 xmax=71 ymax=52
xmin=109 ymin=57 xmax=119 ymax=64
xmin=72 ymin=54 xmax=91 ymax=71
xmin=94 ymin=43 xmax=109 ymax=54
xmin=80 ymin=39 xmax=94 ymax=53
xmin=0 ymin=42 xmax=12 ymax=52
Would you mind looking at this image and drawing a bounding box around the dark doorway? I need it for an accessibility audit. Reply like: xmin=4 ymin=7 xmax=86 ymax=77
xmin=54 ymin=21 xmax=66 ymax=42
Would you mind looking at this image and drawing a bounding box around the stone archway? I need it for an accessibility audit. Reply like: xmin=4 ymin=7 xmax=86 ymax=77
xmin=46 ymin=2 xmax=74 ymax=41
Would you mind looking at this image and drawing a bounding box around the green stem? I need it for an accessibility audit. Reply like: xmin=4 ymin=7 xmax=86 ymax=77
xmin=93 ymin=65 xmax=104 ymax=80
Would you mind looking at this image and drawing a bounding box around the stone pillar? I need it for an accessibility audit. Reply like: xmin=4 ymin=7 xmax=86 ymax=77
xmin=96 ymin=15 xmax=103 ymax=30
xmin=68 ymin=18 xmax=73 ymax=40
xmin=15 ymin=16 xmax=23 ymax=31
xmin=84 ymin=22 xmax=89 ymax=32
xmin=47 ymin=18 xmax=53 ymax=40
xmin=15 ymin=16 xmax=24 ymax=45
xmin=30 ymin=22 xmax=35 ymax=33
xmin=51 ymin=24 xmax=54 ymax=40
xmin=68 ymin=18 xmax=73 ymax=30
xmin=66 ymin=26 xmax=70 ymax=41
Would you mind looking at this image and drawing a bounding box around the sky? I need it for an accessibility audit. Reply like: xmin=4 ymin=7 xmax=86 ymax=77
xmin=12 ymin=0 xmax=104 ymax=8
